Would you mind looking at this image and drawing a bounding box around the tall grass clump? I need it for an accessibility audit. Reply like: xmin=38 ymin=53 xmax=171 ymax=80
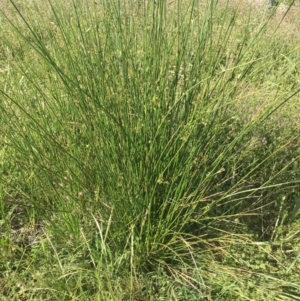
xmin=1 ymin=0 xmax=300 ymax=299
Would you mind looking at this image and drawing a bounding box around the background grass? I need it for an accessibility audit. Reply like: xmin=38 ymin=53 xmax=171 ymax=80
xmin=0 ymin=0 xmax=300 ymax=300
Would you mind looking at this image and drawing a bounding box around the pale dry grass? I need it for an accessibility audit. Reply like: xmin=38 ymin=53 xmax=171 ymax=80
xmin=210 ymin=0 xmax=300 ymax=37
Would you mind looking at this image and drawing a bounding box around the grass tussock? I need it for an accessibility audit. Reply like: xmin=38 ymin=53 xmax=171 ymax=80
xmin=0 ymin=0 xmax=300 ymax=300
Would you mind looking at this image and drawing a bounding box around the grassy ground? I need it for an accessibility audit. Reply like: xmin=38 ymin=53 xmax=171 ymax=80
xmin=0 ymin=0 xmax=300 ymax=300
